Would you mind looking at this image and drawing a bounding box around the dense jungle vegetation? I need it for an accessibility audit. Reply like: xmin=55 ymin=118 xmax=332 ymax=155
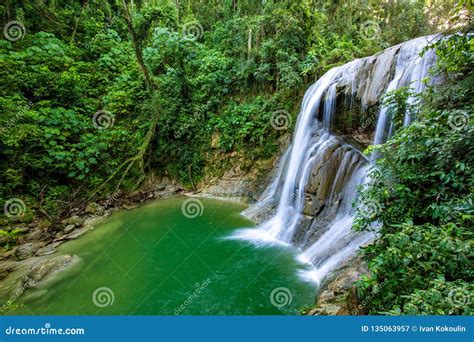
xmin=0 ymin=0 xmax=472 ymax=315
xmin=355 ymin=33 xmax=473 ymax=315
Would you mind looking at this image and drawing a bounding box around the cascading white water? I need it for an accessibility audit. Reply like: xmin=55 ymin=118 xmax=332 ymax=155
xmin=323 ymin=84 xmax=337 ymax=131
xmin=373 ymin=37 xmax=438 ymax=145
xmin=233 ymin=68 xmax=344 ymax=245
xmin=234 ymin=35 xmax=438 ymax=285
xmin=241 ymin=147 xmax=290 ymax=220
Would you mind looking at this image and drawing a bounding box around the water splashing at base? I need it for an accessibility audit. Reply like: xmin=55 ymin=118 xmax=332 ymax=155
xmin=231 ymin=35 xmax=438 ymax=285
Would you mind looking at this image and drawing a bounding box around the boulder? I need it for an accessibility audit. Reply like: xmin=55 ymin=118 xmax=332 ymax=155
xmin=85 ymin=203 xmax=102 ymax=215
xmin=22 ymin=254 xmax=75 ymax=286
xmin=14 ymin=242 xmax=41 ymax=260
xmin=63 ymin=215 xmax=84 ymax=227
xmin=27 ymin=228 xmax=52 ymax=242
xmin=63 ymin=224 xmax=75 ymax=234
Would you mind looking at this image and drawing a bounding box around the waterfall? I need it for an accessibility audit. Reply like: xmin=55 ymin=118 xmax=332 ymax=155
xmin=233 ymin=35 xmax=438 ymax=285
xmin=373 ymin=37 xmax=438 ymax=145
xmin=323 ymin=84 xmax=337 ymax=131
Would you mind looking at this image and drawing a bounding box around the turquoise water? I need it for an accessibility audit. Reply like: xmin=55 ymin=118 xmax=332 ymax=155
xmin=10 ymin=197 xmax=316 ymax=315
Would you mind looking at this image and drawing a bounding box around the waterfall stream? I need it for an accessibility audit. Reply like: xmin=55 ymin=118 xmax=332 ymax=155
xmin=232 ymin=35 xmax=438 ymax=286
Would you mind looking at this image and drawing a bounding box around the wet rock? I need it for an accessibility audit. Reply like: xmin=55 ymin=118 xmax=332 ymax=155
xmin=305 ymin=139 xmax=341 ymax=195
xmin=22 ymin=254 xmax=76 ymax=286
xmin=64 ymin=224 xmax=75 ymax=234
xmin=27 ymin=228 xmax=45 ymax=241
xmin=85 ymin=203 xmax=102 ymax=215
xmin=122 ymin=202 xmax=137 ymax=210
xmin=63 ymin=215 xmax=84 ymax=227
xmin=203 ymin=171 xmax=253 ymax=203
xmin=54 ymin=231 xmax=64 ymax=239
xmin=0 ymin=263 xmax=13 ymax=281
xmin=35 ymin=245 xmax=56 ymax=256
xmin=307 ymin=303 xmax=346 ymax=315
xmin=14 ymin=242 xmax=41 ymax=260
xmin=305 ymin=256 xmax=369 ymax=316
xmin=303 ymin=193 xmax=320 ymax=216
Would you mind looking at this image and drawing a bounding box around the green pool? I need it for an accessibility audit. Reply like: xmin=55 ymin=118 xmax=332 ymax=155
xmin=9 ymin=197 xmax=316 ymax=315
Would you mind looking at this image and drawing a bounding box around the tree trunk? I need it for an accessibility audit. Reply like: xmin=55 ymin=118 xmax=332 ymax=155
xmin=89 ymin=0 xmax=161 ymax=197
xmin=122 ymin=0 xmax=154 ymax=91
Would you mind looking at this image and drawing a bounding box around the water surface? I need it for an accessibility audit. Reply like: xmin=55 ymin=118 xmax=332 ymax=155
xmin=10 ymin=197 xmax=316 ymax=315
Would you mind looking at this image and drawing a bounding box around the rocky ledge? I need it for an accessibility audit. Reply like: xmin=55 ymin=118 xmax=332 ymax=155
xmin=303 ymin=256 xmax=369 ymax=316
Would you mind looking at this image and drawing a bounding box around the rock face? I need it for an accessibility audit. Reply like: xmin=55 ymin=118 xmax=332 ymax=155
xmin=291 ymin=137 xmax=366 ymax=248
xmin=305 ymin=256 xmax=368 ymax=316
xmin=203 ymin=176 xmax=253 ymax=202
xmin=315 ymin=35 xmax=437 ymax=147
xmin=201 ymin=164 xmax=266 ymax=203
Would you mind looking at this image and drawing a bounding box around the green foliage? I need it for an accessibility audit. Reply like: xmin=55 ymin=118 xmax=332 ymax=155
xmin=0 ymin=0 xmax=452 ymax=220
xmin=395 ymin=278 xmax=473 ymax=315
xmin=0 ymin=228 xmax=24 ymax=250
xmin=354 ymin=34 xmax=474 ymax=315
